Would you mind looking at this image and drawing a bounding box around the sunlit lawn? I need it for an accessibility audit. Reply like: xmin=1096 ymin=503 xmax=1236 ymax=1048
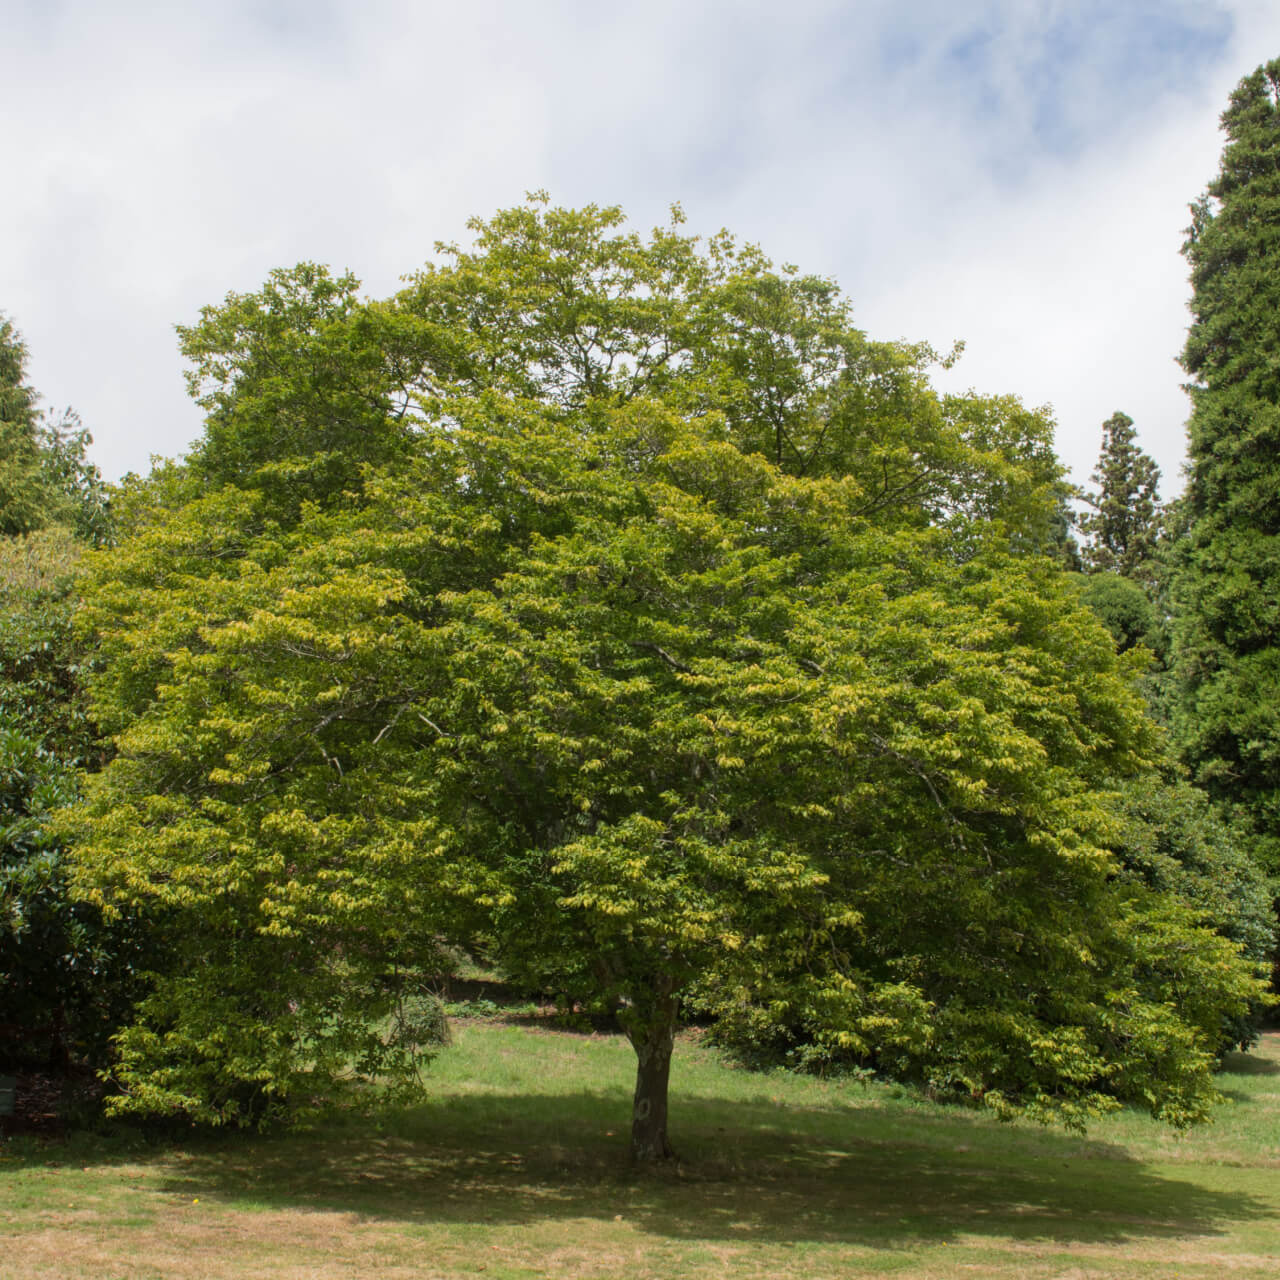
xmin=2 ymin=1018 xmax=1278 ymax=1279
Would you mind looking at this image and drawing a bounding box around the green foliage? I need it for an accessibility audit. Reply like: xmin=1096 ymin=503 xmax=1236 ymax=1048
xmin=0 ymin=720 xmax=95 ymax=1066
xmin=0 ymin=314 xmax=46 ymax=537
xmin=0 ymin=530 xmax=149 ymax=1074
xmin=35 ymin=409 xmax=113 ymax=547
xmin=0 ymin=313 xmax=111 ymax=544
xmin=1073 ymin=572 xmax=1163 ymax=659
xmin=0 ymin=527 xmax=91 ymax=752
xmin=1173 ymin=61 xmax=1280 ymax=875
xmin=1109 ymin=777 xmax=1275 ymax=1046
xmin=1079 ymin=412 xmax=1161 ymax=578
xmin=69 ymin=200 xmax=1269 ymax=1141
xmin=393 ymin=199 xmax=1073 ymax=553
xmin=178 ymin=264 xmax=418 ymax=523
xmin=1116 ymin=779 xmax=1276 ymax=963
xmin=1071 ymin=413 xmax=1166 ymax=722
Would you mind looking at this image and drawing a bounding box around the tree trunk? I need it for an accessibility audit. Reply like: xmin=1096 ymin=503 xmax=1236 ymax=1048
xmin=627 ymin=1010 xmax=676 ymax=1163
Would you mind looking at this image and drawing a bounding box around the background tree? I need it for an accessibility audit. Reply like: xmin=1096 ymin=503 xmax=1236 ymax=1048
xmin=1075 ymin=573 xmax=1161 ymax=657
xmin=0 ymin=316 xmax=122 ymax=1086
xmin=1172 ymin=59 xmax=1280 ymax=878
xmin=35 ymin=409 xmax=112 ymax=547
xmin=1079 ymin=411 xmax=1161 ymax=578
xmin=1107 ymin=775 xmax=1274 ymax=1048
xmin=0 ymin=530 xmax=149 ymax=1077
xmin=1 ymin=315 xmax=46 ymax=536
xmin=71 ymin=202 xmax=1269 ymax=1157
xmin=0 ymin=313 xmax=110 ymax=544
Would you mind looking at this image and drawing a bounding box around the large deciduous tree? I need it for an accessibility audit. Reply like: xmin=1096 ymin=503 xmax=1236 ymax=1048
xmin=71 ymin=201 xmax=1267 ymax=1158
xmin=1172 ymin=60 xmax=1280 ymax=876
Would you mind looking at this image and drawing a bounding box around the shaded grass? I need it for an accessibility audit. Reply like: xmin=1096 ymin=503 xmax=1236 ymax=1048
xmin=1 ymin=1023 xmax=1279 ymax=1278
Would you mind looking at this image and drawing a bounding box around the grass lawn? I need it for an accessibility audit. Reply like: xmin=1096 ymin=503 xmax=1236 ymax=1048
xmin=2 ymin=1017 xmax=1278 ymax=1279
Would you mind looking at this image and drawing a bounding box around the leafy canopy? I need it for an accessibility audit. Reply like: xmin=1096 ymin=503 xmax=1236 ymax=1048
xmin=71 ymin=199 xmax=1268 ymax=1146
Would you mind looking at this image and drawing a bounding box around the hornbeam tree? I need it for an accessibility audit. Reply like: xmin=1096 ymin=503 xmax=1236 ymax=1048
xmin=71 ymin=201 xmax=1267 ymax=1158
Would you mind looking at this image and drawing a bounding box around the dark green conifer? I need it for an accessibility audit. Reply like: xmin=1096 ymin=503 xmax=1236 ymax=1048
xmin=1173 ymin=59 xmax=1280 ymax=874
xmin=1079 ymin=411 xmax=1161 ymax=577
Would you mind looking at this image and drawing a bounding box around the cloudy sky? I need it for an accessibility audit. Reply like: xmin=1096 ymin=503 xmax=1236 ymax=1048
xmin=5 ymin=0 xmax=1280 ymax=495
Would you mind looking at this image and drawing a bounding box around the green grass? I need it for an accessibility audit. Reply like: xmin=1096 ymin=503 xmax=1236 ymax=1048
xmin=2 ymin=1019 xmax=1278 ymax=1278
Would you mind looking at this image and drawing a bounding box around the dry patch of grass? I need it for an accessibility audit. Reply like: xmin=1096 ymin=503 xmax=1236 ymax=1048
xmin=2 ymin=1026 xmax=1279 ymax=1279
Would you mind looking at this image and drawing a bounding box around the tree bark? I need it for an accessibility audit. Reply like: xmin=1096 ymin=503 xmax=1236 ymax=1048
xmin=627 ymin=1006 xmax=676 ymax=1163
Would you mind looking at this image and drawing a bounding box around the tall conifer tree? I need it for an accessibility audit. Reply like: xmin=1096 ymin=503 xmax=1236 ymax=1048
xmin=1079 ymin=411 xmax=1161 ymax=577
xmin=1173 ymin=59 xmax=1280 ymax=874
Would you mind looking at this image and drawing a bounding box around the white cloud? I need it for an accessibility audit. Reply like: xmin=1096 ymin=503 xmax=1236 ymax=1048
xmin=3 ymin=0 xmax=1279 ymax=494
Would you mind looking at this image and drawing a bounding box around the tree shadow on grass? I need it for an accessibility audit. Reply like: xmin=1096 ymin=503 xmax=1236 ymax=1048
xmin=1220 ymin=1050 xmax=1280 ymax=1077
xmin=98 ymin=1090 xmax=1274 ymax=1253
